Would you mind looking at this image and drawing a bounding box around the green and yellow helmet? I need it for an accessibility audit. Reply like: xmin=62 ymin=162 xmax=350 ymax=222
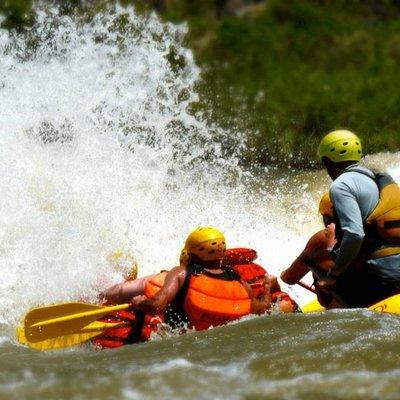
xmin=318 ymin=130 xmax=362 ymax=163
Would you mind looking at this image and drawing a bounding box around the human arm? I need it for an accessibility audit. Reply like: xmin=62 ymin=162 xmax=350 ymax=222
xmin=280 ymin=248 xmax=311 ymax=285
xmin=99 ymin=275 xmax=154 ymax=304
xmin=130 ymin=266 xmax=186 ymax=314
xmin=281 ymin=229 xmax=334 ymax=284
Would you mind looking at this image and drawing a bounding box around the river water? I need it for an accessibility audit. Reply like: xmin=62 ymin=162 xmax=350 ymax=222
xmin=0 ymin=5 xmax=399 ymax=400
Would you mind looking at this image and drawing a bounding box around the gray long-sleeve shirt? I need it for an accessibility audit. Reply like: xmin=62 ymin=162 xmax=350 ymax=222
xmin=329 ymin=164 xmax=379 ymax=273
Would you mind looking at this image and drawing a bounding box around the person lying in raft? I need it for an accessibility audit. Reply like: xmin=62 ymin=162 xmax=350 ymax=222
xmin=95 ymin=227 xmax=299 ymax=347
xmin=129 ymin=226 xmax=272 ymax=332
xmin=101 ymin=231 xmax=299 ymax=315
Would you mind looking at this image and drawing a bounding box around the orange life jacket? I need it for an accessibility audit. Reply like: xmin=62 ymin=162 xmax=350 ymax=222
xmin=183 ymin=265 xmax=252 ymax=330
xmin=141 ymin=265 xmax=251 ymax=332
xmin=141 ymin=250 xmax=261 ymax=336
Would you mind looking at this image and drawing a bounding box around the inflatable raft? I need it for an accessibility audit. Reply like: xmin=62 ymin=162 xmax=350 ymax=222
xmin=302 ymin=294 xmax=400 ymax=314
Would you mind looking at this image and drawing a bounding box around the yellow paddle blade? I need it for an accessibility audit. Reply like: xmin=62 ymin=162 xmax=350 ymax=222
xmin=24 ymin=302 xmax=130 ymax=343
xmin=17 ymin=320 xmax=130 ymax=350
xmin=302 ymin=294 xmax=400 ymax=314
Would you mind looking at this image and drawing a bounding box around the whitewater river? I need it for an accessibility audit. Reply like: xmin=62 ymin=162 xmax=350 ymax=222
xmin=0 ymin=5 xmax=399 ymax=400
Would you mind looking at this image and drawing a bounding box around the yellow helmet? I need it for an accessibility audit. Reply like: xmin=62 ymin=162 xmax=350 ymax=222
xmin=318 ymin=192 xmax=334 ymax=218
xmin=317 ymin=130 xmax=362 ymax=163
xmin=185 ymin=226 xmax=226 ymax=262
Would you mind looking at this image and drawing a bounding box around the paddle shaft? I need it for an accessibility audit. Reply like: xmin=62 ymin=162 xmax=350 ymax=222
xmin=297 ymin=281 xmax=316 ymax=294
